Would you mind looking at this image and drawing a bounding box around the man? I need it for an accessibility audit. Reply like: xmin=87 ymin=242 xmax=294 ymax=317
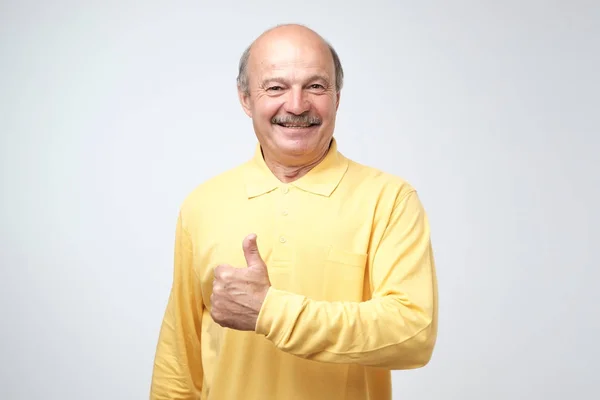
xmin=150 ymin=23 xmax=438 ymax=400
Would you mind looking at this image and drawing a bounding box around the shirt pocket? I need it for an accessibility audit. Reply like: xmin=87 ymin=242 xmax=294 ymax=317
xmin=322 ymin=247 xmax=368 ymax=302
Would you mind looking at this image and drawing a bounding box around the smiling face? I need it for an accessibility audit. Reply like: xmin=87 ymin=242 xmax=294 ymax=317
xmin=238 ymin=26 xmax=340 ymax=167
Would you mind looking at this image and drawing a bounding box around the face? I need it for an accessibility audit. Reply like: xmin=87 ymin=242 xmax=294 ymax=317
xmin=238 ymin=31 xmax=340 ymax=166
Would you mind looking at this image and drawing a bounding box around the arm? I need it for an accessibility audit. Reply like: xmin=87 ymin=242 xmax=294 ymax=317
xmin=255 ymin=190 xmax=438 ymax=369
xmin=150 ymin=212 xmax=204 ymax=399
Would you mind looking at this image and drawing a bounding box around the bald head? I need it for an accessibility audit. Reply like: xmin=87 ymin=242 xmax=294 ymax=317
xmin=236 ymin=24 xmax=344 ymax=95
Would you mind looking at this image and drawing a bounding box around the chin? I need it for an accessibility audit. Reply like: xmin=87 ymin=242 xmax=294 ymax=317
xmin=270 ymin=125 xmax=317 ymax=152
xmin=275 ymin=139 xmax=312 ymax=156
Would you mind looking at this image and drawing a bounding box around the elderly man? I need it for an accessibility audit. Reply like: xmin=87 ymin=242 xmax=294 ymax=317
xmin=150 ymin=24 xmax=438 ymax=400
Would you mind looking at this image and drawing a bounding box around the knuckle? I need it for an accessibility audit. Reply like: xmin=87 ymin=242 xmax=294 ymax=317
xmin=211 ymin=291 xmax=219 ymax=304
xmin=212 ymin=283 xmax=222 ymax=294
xmin=214 ymin=265 xmax=231 ymax=280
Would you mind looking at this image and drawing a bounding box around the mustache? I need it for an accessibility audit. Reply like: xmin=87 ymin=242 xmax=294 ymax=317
xmin=271 ymin=114 xmax=322 ymax=125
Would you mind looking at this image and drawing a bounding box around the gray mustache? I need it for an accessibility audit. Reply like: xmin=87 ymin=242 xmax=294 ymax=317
xmin=271 ymin=115 xmax=322 ymax=125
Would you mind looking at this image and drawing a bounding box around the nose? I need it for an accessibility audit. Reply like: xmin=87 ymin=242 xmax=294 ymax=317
xmin=283 ymin=87 xmax=310 ymax=115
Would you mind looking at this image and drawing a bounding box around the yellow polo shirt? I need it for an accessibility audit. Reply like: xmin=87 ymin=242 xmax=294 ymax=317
xmin=150 ymin=138 xmax=438 ymax=400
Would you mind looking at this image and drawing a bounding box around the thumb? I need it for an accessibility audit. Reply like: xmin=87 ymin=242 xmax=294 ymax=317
xmin=242 ymin=233 xmax=265 ymax=268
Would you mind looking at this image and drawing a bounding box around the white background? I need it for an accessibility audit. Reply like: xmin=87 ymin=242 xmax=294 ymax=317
xmin=1 ymin=1 xmax=599 ymax=399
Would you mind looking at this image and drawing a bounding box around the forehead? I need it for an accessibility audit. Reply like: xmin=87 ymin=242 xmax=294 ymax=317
xmin=250 ymin=37 xmax=334 ymax=80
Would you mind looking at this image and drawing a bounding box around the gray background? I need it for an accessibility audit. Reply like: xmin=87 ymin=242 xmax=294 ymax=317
xmin=1 ymin=1 xmax=599 ymax=399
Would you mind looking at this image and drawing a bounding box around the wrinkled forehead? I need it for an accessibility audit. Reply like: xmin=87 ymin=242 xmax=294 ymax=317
xmin=250 ymin=38 xmax=335 ymax=83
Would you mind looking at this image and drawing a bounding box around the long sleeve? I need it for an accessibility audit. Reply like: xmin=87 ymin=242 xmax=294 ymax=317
xmin=255 ymin=190 xmax=438 ymax=370
xmin=150 ymin=212 xmax=204 ymax=399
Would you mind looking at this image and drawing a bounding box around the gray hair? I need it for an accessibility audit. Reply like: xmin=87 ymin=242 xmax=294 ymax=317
xmin=236 ymin=40 xmax=344 ymax=95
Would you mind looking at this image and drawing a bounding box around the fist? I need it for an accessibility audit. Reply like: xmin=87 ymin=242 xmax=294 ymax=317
xmin=210 ymin=234 xmax=271 ymax=331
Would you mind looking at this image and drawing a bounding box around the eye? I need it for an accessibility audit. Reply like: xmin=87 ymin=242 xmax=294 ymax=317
xmin=309 ymin=84 xmax=325 ymax=89
xmin=267 ymin=86 xmax=283 ymax=91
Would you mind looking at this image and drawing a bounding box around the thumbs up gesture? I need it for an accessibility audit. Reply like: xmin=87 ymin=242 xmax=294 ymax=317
xmin=210 ymin=234 xmax=272 ymax=331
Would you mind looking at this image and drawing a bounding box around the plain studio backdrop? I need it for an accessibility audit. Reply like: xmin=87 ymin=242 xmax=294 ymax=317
xmin=1 ymin=1 xmax=599 ymax=399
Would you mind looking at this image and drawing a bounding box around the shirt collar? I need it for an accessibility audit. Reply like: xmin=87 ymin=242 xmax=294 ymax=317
xmin=243 ymin=138 xmax=349 ymax=199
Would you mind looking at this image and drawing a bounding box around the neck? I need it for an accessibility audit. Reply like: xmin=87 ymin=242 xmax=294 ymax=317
xmin=262 ymin=142 xmax=331 ymax=183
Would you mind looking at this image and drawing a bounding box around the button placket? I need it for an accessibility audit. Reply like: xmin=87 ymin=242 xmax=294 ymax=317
xmin=277 ymin=185 xmax=291 ymax=248
xmin=281 ymin=186 xmax=289 ymax=217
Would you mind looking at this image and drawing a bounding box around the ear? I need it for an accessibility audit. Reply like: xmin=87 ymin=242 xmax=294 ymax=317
xmin=335 ymin=91 xmax=341 ymax=111
xmin=238 ymin=85 xmax=253 ymax=118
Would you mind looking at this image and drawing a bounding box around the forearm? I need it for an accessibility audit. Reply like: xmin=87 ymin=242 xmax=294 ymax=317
xmin=255 ymin=288 xmax=437 ymax=369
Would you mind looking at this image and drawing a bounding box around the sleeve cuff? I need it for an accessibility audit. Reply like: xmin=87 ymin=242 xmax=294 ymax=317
xmin=255 ymin=287 xmax=306 ymax=345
